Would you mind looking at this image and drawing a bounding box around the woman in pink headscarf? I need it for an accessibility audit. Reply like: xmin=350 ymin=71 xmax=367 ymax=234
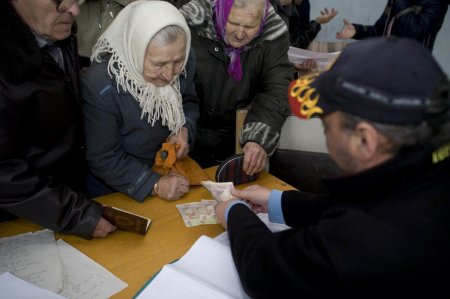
xmin=180 ymin=0 xmax=293 ymax=175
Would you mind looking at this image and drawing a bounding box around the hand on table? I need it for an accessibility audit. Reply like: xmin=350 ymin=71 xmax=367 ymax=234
xmin=155 ymin=173 xmax=190 ymax=200
xmin=167 ymin=127 xmax=189 ymax=159
xmin=336 ymin=19 xmax=356 ymax=39
xmin=242 ymin=142 xmax=267 ymax=175
xmin=92 ymin=217 xmax=117 ymax=237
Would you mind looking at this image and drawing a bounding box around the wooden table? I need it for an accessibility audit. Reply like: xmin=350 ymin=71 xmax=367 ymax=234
xmin=0 ymin=168 xmax=295 ymax=298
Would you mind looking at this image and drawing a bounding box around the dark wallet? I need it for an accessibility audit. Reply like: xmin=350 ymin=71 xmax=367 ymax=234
xmin=215 ymin=153 xmax=260 ymax=185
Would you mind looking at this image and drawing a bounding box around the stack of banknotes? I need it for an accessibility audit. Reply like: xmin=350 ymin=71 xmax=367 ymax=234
xmin=176 ymin=181 xmax=237 ymax=227
xmin=176 ymin=200 xmax=218 ymax=227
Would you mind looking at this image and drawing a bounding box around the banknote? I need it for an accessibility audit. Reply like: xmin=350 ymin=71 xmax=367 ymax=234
xmin=201 ymin=181 xmax=236 ymax=202
xmin=200 ymin=200 xmax=218 ymax=224
xmin=176 ymin=203 xmax=202 ymax=227
xmin=176 ymin=200 xmax=219 ymax=227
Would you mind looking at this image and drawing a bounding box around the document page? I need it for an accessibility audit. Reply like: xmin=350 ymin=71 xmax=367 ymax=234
xmin=288 ymin=46 xmax=340 ymax=70
xmin=136 ymin=265 xmax=236 ymax=299
xmin=173 ymin=236 xmax=248 ymax=298
xmin=57 ymin=240 xmax=128 ymax=299
xmin=0 ymin=230 xmax=127 ymax=299
xmin=0 ymin=229 xmax=63 ymax=293
xmin=135 ymin=236 xmax=250 ymax=299
xmin=0 ymin=272 xmax=66 ymax=299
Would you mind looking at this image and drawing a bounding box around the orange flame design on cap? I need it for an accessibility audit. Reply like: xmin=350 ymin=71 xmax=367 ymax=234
xmin=288 ymin=73 xmax=323 ymax=119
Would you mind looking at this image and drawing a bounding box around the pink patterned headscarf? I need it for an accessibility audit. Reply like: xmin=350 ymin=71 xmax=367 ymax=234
xmin=213 ymin=0 xmax=269 ymax=81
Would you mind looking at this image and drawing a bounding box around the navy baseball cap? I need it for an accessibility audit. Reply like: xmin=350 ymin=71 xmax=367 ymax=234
xmin=288 ymin=37 xmax=448 ymax=125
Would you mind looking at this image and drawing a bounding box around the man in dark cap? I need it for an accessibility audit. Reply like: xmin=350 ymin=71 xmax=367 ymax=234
xmin=0 ymin=0 xmax=116 ymax=238
xmin=215 ymin=37 xmax=450 ymax=297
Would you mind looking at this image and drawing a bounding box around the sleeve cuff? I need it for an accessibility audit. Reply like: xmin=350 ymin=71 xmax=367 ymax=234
xmin=225 ymin=200 xmax=251 ymax=223
xmin=240 ymin=122 xmax=280 ymax=156
xmin=268 ymin=189 xmax=285 ymax=224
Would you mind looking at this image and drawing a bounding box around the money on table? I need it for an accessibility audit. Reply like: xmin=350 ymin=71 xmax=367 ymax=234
xmin=176 ymin=200 xmax=219 ymax=227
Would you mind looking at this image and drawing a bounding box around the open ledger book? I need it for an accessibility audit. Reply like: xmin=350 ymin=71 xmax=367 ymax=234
xmin=134 ymin=236 xmax=250 ymax=299
xmin=135 ymin=214 xmax=290 ymax=299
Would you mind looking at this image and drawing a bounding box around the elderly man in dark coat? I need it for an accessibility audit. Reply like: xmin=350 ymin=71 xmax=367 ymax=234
xmin=0 ymin=0 xmax=116 ymax=238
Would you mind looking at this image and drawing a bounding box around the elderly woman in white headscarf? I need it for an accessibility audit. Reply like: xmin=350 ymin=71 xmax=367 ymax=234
xmin=82 ymin=0 xmax=199 ymax=201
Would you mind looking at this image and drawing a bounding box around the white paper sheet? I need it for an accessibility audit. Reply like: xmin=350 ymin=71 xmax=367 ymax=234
xmin=57 ymin=240 xmax=128 ymax=299
xmin=288 ymin=46 xmax=340 ymax=70
xmin=0 ymin=272 xmax=66 ymax=299
xmin=136 ymin=265 xmax=236 ymax=299
xmin=136 ymin=236 xmax=249 ymax=299
xmin=0 ymin=229 xmax=63 ymax=293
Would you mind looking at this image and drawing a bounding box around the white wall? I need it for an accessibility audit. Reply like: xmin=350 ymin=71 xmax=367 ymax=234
xmin=279 ymin=116 xmax=328 ymax=152
xmin=279 ymin=1 xmax=450 ymax=153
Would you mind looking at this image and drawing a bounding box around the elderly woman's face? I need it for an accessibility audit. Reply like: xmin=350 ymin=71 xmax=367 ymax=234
xmin=143 ymin=35 xmax=186 ymax=87
xmin=225 ymin=5 xmax=262 ymax=48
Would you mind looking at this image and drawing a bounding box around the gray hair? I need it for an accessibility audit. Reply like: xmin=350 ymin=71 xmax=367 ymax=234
xmin=150 ymin=25 xmax=186 ymax=48
xmin=340 ymin=114 xmax=432 ymax=154
xmin=232 ymin=0 xmax=266 ymax=16
xmin=340 ymin=80 xmax=450 ymax=153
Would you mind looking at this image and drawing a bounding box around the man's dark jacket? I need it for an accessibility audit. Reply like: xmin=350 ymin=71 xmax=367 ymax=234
xmin=0 ymin=1 xmax=102 ymax=238
xmin=227 ymin=143 xmax=450 ymax=298
xmin=353 ymin=0 xmax=448 ymax=50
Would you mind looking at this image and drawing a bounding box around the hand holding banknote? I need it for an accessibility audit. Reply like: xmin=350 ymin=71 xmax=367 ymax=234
xmin=215 ymin=184 xmax=272 ymax=229
xmin=230 ymin=185 xmax=271 ymax=214
xmin=201 ymin=181 xmax=236 ymax=202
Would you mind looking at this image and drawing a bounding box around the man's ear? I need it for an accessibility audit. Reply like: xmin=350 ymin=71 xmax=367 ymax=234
xmin=350 ymin=122 xmax=381 ymax=160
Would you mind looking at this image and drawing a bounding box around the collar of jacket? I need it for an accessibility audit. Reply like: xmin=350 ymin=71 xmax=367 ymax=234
xmin=322 ymin=143 xmax=450 ymax=201
xmin=180 ymin=0 xmax=287 ymax=48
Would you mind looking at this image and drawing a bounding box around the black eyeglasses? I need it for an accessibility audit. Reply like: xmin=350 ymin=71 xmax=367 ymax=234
xmin=53 ymin=0 xmax=80 ymax=12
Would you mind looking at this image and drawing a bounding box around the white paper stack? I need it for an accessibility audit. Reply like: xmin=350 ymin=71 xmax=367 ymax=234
xmin=0 ymin=229 xmax=127 ymax=299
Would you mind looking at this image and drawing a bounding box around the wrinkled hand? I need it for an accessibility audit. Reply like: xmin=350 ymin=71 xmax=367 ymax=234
xmin=336 ymin=19 xmax=356 ymax=39
xmin=231 ymin=185 xmax=271 ymax=214
xmin=214 ymin=199 xmax=241 ymax=229
xmin=294 ymin=59 xmax=317 ymax=71
xmin=92 ymin=217 xmax=117 ymax=237
xmin=168 ymin=127 xmax=189 ymax=159
xmin=242 ymin=142 xmax=267 ymax=175
xmin=155 ymin=173 xmax=190 ymax=200
xmin=315 ymin=7 xmax=338 ymax=25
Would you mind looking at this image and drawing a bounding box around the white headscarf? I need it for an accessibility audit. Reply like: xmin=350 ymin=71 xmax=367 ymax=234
xmin=91 ymin=0 xmax=191 ymax=134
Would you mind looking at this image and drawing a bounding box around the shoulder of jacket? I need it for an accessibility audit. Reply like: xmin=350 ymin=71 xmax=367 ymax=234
xmin=82 ymin=60 xmax=117 ymax=93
